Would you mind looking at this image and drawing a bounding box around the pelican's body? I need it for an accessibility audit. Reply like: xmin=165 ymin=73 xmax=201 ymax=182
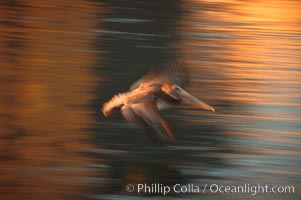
xmin=102 ymin=65 xmax=215 ymax=144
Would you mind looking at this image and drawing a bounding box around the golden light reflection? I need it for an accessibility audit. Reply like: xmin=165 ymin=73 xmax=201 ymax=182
xmin=0 ymin=1 xmax=107 ymax=199
xmin=178 ymin=0 xmax=301 ymax=186
xmin=180 ymin=0 xmax=301 ymax=112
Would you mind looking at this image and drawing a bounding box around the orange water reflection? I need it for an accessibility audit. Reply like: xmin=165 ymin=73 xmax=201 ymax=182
xmin=178 ymin=0 xmax=301 ymax=191
xmin=0 ymin=1 xmax=107 ymax=199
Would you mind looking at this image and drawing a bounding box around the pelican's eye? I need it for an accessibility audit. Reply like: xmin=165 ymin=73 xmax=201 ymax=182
xmin=174 ymin=85 xmax=181 ymax=91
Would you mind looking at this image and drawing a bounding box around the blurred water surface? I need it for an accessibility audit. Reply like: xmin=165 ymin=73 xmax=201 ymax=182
xmin=0 ymin=0 xmax=300 ymax=200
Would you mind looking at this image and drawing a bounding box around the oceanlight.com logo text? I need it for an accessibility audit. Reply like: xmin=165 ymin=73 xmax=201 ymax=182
xmin=125 ymin=183 xmax=295 ymax=196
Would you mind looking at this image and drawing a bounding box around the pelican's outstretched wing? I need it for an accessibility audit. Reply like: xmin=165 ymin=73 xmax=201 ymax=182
xmin=121 ymin=102 xmax=176 ymax=144
xmin=129 ymin=63 xmax=189 ymax=91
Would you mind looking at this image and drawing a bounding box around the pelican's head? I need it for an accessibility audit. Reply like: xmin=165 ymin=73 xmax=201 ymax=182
xmin=161 ymin=83 xmax=215 ymax=112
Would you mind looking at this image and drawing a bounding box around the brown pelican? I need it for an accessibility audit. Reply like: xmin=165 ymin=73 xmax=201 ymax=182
xmin=101 ymin=64 xmax=215 ymax=144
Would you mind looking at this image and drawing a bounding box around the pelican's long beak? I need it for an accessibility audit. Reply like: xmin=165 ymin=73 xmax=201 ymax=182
xmin=176 ymin=88 xmax=215 ymax=112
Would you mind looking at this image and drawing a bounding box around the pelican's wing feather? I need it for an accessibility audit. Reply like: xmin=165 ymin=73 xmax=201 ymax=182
xmin=123 ymin=101 xmax=176 ymax=144
xmin=130 ymin=63 xmax=189 ymax=91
